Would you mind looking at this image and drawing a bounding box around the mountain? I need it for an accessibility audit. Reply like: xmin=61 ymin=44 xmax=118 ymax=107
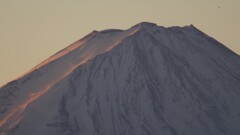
xmin=0 ymin=22 xmax=240 ymax=135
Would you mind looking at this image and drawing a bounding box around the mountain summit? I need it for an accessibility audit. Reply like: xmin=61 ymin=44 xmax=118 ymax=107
xmin=1 ymin=22 xmax=240 ymax=135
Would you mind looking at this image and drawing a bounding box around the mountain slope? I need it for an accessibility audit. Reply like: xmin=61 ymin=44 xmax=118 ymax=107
xmin=1 ymin=22 xmax=240 ymax=135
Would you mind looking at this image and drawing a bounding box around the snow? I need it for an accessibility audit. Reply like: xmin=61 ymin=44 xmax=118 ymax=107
xmin=1 ymin=22 xmax=240 ymax=135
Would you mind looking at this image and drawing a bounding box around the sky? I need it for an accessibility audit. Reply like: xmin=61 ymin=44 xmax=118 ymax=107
xmin=0 ymin=0 xmax=239 ymax=86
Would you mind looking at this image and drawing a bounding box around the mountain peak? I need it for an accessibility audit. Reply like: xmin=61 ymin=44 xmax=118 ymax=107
xmin=1 ymin=22 xmax=240 ymax=135
xmin=131 ymin=22 xmax=157 ymax=30
xmin=136 ymin=21 xmax=156 ymax=26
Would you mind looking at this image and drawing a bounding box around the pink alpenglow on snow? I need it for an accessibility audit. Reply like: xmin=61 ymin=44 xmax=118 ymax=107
xmin=0 ymin=22 xmax=240 ymax=135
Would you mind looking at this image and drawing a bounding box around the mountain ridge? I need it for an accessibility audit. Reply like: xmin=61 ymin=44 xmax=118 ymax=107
xmin=1 ymin=22 xmax=240 ymax=135
xmin=2 ymin=22 xmax=238 ymax=88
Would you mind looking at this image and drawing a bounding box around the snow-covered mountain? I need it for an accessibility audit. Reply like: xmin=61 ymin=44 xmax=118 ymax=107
xmin=0 ymin=22 xmax=240 ymax=135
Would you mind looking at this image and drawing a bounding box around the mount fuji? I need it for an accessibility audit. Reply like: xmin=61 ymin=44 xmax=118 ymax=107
xmin=0 ymin=22 xmax=240 ymax=135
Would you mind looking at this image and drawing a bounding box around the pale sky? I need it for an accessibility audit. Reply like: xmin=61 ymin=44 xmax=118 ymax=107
xmin=0 ymin=0 xmax=239 ymax=86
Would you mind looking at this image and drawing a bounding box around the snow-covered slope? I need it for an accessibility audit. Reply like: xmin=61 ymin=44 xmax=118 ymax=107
xmin=1 ymin=22 xmax=240 ymax=135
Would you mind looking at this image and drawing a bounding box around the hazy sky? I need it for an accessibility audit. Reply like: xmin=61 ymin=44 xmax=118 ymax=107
xmin=0 ymin=0 xmax=239 ymax=86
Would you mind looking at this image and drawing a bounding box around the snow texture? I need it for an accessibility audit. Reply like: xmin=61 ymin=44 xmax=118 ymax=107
xmin=0 ymin=22 xmax=240 ymax=135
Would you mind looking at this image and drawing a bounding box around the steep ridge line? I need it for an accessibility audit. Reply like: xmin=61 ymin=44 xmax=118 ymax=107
xmin=0 ymin=22 xmax=240 ymax=135
xmin=0 ymin=28 xmax=140 ymax=134
xmin=13 ymin=32 xmax=98 ymax=82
